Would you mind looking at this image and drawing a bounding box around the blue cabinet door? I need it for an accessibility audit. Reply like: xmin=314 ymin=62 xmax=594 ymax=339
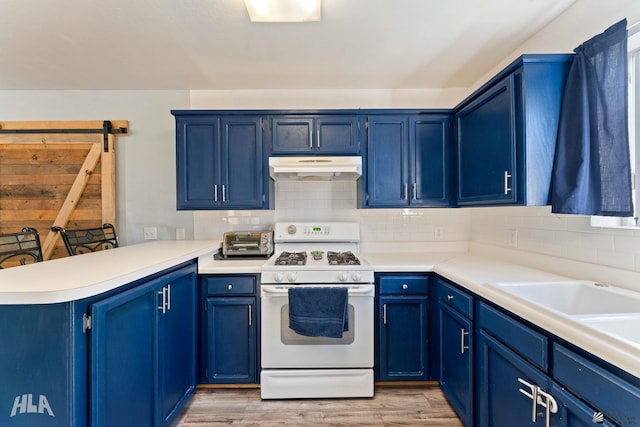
xmin=158 ymin=269 xmax=197 ymax=427
xmin=271 ymin=116 xmax=314 ymax=153
xmin=377 ymin=295 xmax=428 ymax=381
xmin=315 ymin=116 xmax=360 ymax=154
xmin=221 ymin=117 xmax=265 ymax=208
xmin=367 ymin=116 xmax=409 ymax=207
xmin=476 ymin=329 xmax=550 ymax=427
xmin=550 ymin=383 xmax=616 ymax=427
xmin=176 ymin=116 xmax=220 ymax=209
xmin=411 ymin=115 xmax=450 ymax=206
xmin=206 ymin=297 xmax=257 ymax=383
xmin=90 ymin=280 xmax=157 ymax=427
xmin=456 ymin=75 xmax=516 ymax=205
xmin=271 ymin=115 xmax=360 ymax=154
xmin=439 ymin=301 xmax=473 ymax=426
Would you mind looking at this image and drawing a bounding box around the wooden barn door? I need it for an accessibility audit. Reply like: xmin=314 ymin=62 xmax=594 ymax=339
xmin=0 ymin=120 xmax=128 ymax=260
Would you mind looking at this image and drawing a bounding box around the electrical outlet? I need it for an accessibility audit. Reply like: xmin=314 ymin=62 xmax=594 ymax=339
xmin=434 ymin=226 xmax=444 ymax=240
xmin=510 ymin=230 xmax=518 ymax=247
xmin=143 ymin=227 xmax=157 ymax=240
xmin=176 ymin=228 xmax=185 ymax=240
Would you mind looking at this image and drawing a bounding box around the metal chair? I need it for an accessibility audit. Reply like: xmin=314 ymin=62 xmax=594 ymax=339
xmin=0 ymin=227 xmax=43 ymax=268
xmin=51 ymin=223 xmax=119 ymax=256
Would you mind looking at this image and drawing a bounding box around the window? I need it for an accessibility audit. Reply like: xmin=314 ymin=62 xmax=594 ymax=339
xmin=590 ymin=25 xmax=640 ymax=228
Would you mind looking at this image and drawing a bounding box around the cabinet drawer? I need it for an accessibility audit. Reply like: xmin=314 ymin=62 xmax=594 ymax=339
xmin=378 ymin=275 xmax=428 ymax=295
xmin=478 ymin=302 xmax=548 ymax=371
xmin=553 ymin=344 xmax=640 ymax=426
xmin=203 ymin=276 xmax=256 ymax=296
xmin=437 ymin=279 xmax=473 ymax=319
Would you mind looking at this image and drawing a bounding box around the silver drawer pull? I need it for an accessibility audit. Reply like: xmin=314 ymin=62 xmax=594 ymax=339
xmin=447 ymin=294 xmax=455 ymax=301
xmin=460 ymin=329 xmax=469 ymax=354
xmin=402 ymin=284 xmax=408 ymax=290
xmin=228 ymin=284 xmax=233 ymax=290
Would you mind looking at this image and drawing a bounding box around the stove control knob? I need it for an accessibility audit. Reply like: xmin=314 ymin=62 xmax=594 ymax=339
xmin=338 ymin=272 xmax=349 ymax=282
xmin=287 ymin=272 xmax=298 ymax=282
xmin=351 ymin=272 xmax=361 ymax=282
xmin=274 ymin=272 xmax=284 ymax=283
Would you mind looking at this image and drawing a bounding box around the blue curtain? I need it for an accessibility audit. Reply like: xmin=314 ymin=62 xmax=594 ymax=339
xmin=551 ymin=19 xmax=633 ymax=217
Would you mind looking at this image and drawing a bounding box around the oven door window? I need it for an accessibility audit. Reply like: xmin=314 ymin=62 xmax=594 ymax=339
xmin=280 ymin=305 xmax=355 ymax=345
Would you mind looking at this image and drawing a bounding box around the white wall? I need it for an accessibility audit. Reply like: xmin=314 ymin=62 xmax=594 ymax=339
xmin=0 ymin=90 xmax=192 ymax=245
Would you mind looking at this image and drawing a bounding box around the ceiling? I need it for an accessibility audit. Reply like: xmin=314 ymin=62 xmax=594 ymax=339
xmin=0 ymin=0 xmax=577 ymax=90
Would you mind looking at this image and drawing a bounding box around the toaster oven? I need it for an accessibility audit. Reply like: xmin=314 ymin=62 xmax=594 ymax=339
xmin=221 ymin=231 xmax=273 ymax=258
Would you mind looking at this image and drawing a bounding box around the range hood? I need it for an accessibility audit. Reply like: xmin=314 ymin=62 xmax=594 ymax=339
xmin=269 ymin=156 xmax=362 ymax=181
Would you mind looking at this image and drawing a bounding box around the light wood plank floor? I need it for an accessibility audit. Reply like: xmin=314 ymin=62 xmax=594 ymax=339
xmin=173 ymin=386 xmax=463 ymax=426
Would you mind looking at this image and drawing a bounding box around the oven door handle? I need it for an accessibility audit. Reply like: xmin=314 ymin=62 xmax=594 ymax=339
xmin=261 ymin=285 xmax=374 ymax=295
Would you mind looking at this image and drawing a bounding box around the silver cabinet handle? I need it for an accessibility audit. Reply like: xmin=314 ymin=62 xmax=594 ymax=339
xmin=504 ymin=170 xmax=512 ymax=195
xmin=536 ymin=388 xmax=558 ymax=427
xmin=402 ymin=284 xmax=408 ymax=290
xmin=412 ymin=183 xmax=417 ymax=200
xmin=460 ymin=329 xmax=469 ymax=354
xmin=227 ymin=284 xmax=233 ymax=291
xmin=518 ymin=378 xmax=538 ymax=423
xmin=222 ymin=185 xmax=227 ymax=202
xmin=447 ymin=294 xmax=455 ymax=301
xmin=166 ymin=284 xmax=171 ymax=311
xmin=309 ymin=128 xmax=313 ymax=148
xmin=214 ymin=184 xmax=218 ymax=202
xmin=248 ymin=304 xmax=252 ymax=326
xmin=157 ymin=287 xmax=167 ymax=314
xmin=383 ymin=303 xmax=387 ymax=324
xmin=317 ymin=129 xmax=320 ymax=148
xmin=403 ymin=184 xmax=408 ymax=200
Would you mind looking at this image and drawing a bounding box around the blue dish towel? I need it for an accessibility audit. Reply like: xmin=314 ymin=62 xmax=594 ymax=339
xmin=288 ymin=287 xmax=349 ymax=338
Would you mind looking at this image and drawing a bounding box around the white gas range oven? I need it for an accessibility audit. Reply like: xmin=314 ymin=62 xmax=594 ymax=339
xmin=260 ymin=222 xmax=375 ymax=399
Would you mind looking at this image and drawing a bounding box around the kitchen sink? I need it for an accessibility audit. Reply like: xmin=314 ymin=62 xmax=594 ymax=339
xmin=578 ymin=314 xmax=640 ymax=347
xmin=486 ymin=280 xmax=640 ymax=316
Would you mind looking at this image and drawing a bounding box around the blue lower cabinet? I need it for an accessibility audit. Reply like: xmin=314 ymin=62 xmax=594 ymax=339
xmin=377 ymin=295 xmax=429 ymax=381
xmin=439 ymin=301 xmax=473 ymax=426
xmin=200 ymin=275 xmax=258 ymax=384
xmin=0 ymin=262 xmax=197 ymax=427
xmin=476 ymin=330 xmax=551 ymax=426
xmin=91 ymin=263 xmax=197 ymax=427
xmin=205 ymin=297 xmax=257 ymax=383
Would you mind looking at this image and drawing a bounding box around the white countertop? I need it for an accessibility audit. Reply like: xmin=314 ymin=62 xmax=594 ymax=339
xmin=0 ymin=240 xmax=218 ymax=304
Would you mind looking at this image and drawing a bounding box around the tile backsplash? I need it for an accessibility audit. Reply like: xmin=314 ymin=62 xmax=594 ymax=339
xmin=194 ymin=180 xmax=470 ymax=243
xmin=194 ymin=181 xmax=640 ymax=274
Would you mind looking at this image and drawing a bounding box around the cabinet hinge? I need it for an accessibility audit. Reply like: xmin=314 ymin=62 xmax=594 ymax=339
xmin=82 ymin=313 xmax=92 ymax=333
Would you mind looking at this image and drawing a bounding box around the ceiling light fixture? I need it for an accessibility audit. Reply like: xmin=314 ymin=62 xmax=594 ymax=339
xmin=244 ymin=0 xmax=321 ymax=22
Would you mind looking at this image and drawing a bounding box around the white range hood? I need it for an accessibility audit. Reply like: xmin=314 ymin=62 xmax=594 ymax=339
xmin=269 ymin=156 xmax=362 ymax=181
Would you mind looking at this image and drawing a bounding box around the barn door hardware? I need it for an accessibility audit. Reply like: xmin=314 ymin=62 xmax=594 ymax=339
xmin=0 ymin=120 xmax=128 ymax=152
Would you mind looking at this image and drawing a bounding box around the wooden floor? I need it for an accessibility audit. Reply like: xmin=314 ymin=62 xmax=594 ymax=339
xmin=173 ymin=386 xmax=463 ymax=426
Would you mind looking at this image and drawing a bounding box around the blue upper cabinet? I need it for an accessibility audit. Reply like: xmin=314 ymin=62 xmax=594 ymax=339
xmin=271 ymin=115 xmax=361 ymax=154
xmin=173 ymin=112 xmax=268 ymax=210
xmin=366 ymin=114 xmax=449 ymax=208
xmin=454 ymin=54 xmax=573 ymax=206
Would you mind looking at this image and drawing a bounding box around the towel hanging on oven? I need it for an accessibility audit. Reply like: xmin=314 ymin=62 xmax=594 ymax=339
xmin=288 ymin=287 xmax=348 ymax=338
